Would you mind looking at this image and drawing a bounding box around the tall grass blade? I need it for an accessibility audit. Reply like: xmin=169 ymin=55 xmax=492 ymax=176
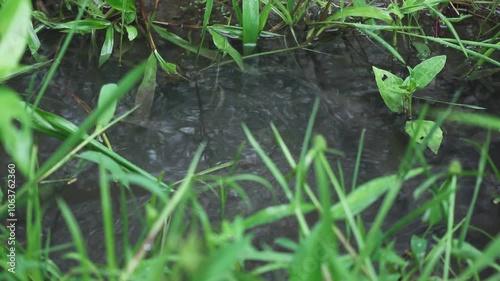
xmin=242 ymin=0 xmax=259 ymax=55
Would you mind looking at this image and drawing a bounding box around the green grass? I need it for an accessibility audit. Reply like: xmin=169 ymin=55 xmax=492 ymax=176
xmin=2 ymin=95 xmax=500 ymax=280
xmin=1 ymin=0 xmax=500 ymax=280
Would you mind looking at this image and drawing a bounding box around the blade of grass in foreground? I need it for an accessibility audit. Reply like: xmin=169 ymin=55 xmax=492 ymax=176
xmin=33 ymin=62 xmax=146 ymax=184
xmin=122 ymin=142 xmax=207 ymax=279
xmin=56 ymin=198 xmax=92 ymax=280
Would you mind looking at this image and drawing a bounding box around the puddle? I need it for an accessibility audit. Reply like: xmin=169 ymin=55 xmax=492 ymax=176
xmin=3 ymin=24 xmax=500 ymax=272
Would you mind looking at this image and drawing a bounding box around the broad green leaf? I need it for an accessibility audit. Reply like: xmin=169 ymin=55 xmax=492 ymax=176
xmin=134 ymin=53 xmax=157 ymax=120
xmin=0 ymin=0 xmax=32 ymax=82
xmin=106 ymin=0 xmax=135 ymax=12
xmin=405 ymin=120 xmax=443 ymax=154
xmin=0 ymin=88 xmax=32 ymax=176
xmin=153 ymin=50 xmax=177 ymax=74
xmin=99 ymin=25 xmax=114 ymax=67
xmin=328 ymin=6 xmax=393 ymax=24
xmin=124 ymin=25 xmax=137 ymax=41
xmin=372 ymin=66 xmax=409 ymax=113
xmin=209 ymin=29 xmax=244 ymax=70
xmin=96 ymin=83 xmax=118 ymax=130
xmin=242 ymin=0 xmax=259 ymax=55
xmin=54 ymin=19 xmax=111 ymax=33
xmin=410 ymin=55 xmax=446 ymax=90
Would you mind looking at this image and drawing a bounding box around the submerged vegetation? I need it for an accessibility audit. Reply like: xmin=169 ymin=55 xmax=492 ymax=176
xmin=1 ymin=0 xmax=500 ymax=280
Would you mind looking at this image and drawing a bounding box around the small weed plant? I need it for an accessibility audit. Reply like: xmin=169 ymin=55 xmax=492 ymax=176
xmin=373 ymin=55 xmax=446 ymax=154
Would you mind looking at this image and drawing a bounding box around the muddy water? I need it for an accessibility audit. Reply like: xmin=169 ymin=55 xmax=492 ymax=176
xmin=3 ymin=28 xmax=500 ymax=272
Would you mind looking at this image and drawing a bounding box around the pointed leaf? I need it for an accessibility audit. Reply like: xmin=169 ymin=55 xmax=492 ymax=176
xmin=124 ymin=25 xmax=137 ymax=41
xmin=99 ymin=25 xmax=114 ymax=67
xmin=410 ymin=55 xmax=446 ymax=90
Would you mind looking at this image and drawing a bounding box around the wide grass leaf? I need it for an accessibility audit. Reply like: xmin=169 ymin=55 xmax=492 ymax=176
xmin=0 ymin=0 xmax=31 ymax=82
xmin=410 ymin=55 xmax=446 ymax=90
xmin=0 ymin=88 xmax=32 ymax=175
xmin=373 ymin=66 xmax=409 ymax=113
xmin=242 ymin=0 xmax=259 ymax=55
xmin=405 ymin=120 xmax=443 ymax=154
